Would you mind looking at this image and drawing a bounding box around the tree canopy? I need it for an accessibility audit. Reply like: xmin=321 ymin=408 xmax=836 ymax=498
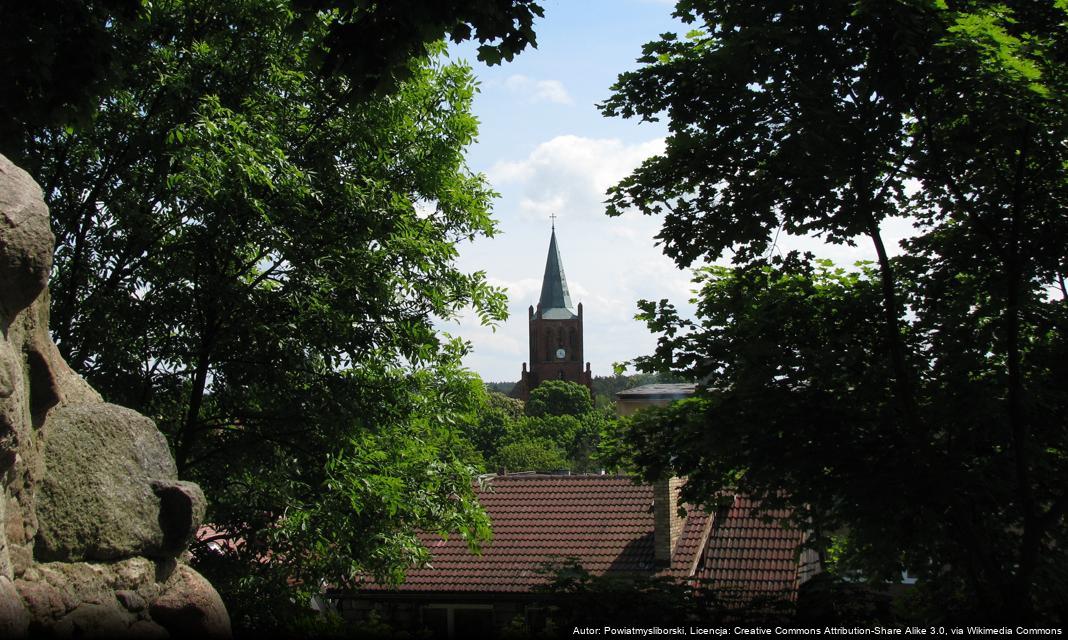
xmin=525 ymin=379 xmax=594 ymax=417
xmin=8 ymin=0 xmax=543 ymax=631
xmin=602 ymin=0 xmax=1067 ymax=622
xmin=0 ymin=0 xmax=543 ymax=159
xmin=462 ymin=382 xmax=611 ymax=474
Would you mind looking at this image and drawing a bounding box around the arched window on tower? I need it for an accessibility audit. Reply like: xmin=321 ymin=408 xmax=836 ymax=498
xmin=569 ymin=328 xmax=577 ymax=361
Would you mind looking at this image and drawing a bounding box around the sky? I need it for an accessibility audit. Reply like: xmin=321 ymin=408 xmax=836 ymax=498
xmin=441 ymin=0 xmax=918 ymax=383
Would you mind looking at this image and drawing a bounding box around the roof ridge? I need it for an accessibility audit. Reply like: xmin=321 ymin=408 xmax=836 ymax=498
xmin=496 ymin=476 xmax=634 ymax=479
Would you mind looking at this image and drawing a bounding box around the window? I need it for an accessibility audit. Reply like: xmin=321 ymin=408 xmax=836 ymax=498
xmin=422 ymin=607 xmax=448 ymax=638
xmin=421 ymin=604 xmax=494 ymax=639
xmin=526 ymin=604 xmax=548 ymax=633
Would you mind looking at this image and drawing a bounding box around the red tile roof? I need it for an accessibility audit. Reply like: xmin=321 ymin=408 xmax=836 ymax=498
xmin=695 ymin=496 xmax=806 ymax=603
xmin=351 ymin=475 xmax=807 ymax=602
xmin=355 ymin=475 xmax=698 ymax=593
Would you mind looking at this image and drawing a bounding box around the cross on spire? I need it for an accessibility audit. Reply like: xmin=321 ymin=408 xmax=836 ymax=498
xmin=549 ymin=212 xmax=557 ymax=230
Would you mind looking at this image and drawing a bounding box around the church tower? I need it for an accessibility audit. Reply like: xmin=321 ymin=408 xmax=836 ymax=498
xmin=516 ymin=224 xmax=593 ymax=400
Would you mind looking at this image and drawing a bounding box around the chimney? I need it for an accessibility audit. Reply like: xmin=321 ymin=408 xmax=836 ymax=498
xmin=654 ymin=477 xmax=685 ymax=564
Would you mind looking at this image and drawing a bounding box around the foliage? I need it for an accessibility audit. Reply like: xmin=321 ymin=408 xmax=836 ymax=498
xmin=464 ymin=381 xmax=612 ymax=473
xmin=291 ymin=0 xmax=545 ymax=94
xmin=482 ymin=373 xmax=687 ymax=407
xmin=0 ymin=0 xmax=141 ymax=151
xmin=465 ymin=390 xmax=525 ymax=460
xmin=602 ymin=0 xmax=1068 ymax=622
xmin=14 ymin=0 xmax=525 ymax=631
xmin=0 ymin=0 xmax=543 ymax=159
xmin=794 ymin=574 xmax=895 ymax=627
xmin=503 ymin=413 xmax=607 ymax=473
xmin=533 ymin=560 xmax=793 ymax=631
xmin=524 ymin=379 xmax=593 ymax=417
xmin=489 ymin=439 xmax=569 ymax=473
xmin=484 ymin=380 xmax=517 ymax=395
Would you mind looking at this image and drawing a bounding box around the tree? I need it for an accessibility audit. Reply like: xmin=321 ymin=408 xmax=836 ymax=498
xmin=466 ymin=390 xmax=525 ymax=460
xmin=289 ymin=0 xmax=544 ymax=94
xmin=0 ymin=0 xmax=543 ymax=160
xmin=0 ymin=0 xmax=141 ymax=152
xmin=520 ymin=381 xmax=606 ymax=472
xmin=525 ymin=379 xmax=594 ymax=417
xmin=533 ymin=559 xmax=791 ymax=630
xmin=601 ymin=0 xmax=1067 ymax=622
xmin=465 ymin=381 xmax=611 ymax=473
xmin=490 ymin=439 xmax=569 ymax=473
xmin=12 ymin=0 xmax=539 ymax=631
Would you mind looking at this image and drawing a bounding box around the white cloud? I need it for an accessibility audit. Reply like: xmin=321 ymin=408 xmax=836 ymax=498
xmin=608 ymin=226 xmax=640 ymax=241
xmin=491 ymin=276 xmax=542 ymax=302
xmin=503 ymin=74 xmax=574 ymax=105
xmin=452 ymin=129 xmax=923 ymax=383
xmin=486 ymin=159 xmax=533 ymax=183
xmin=487 ymin=135 xmax=665 ymax=223
xmin=518 ymin=195 xmax=566 ymax=220
xmin=438 ymin=133 xmax=693 ymax=381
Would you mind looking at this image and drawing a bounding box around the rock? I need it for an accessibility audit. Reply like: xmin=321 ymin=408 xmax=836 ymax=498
xmin=0 ymin=339 xmax=20 ymax=464
xmin=16 ymin=559 xmax=208 ymax=636
xmin=128 ymin=619 xmax=170 ymax=639
xmin=35 ymin=403 xmax=182 ymax=562
xmin=114 ymin=589 xmax=146 ymax=612
xmin=150 ymin=564 xmax=231 ymax=638
xmin=153 ymin=480 xmax=206 ymax=555
xmin=35 ymin=562 xmax=111 ymax=610
xmin=9 ymin=544 xmax=32 ymax=577
xmin=0 ymin=576 xmax=30 ymax=638
xmin=61 ymin=602 xmax=133 ymax=638
xmin=108 ymin=556 xmax=156 ymax=590
xmin=13 ymin=576 xmax=64 ymax=622
xmin=0 ymin=154 xmax=53 ymax=319
xmin=0 ymin=151 xmax=229 ymax=637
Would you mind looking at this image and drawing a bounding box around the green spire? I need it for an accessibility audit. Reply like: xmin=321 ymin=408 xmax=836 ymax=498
xmin=537 ymin=226 xmax=576 ymax=319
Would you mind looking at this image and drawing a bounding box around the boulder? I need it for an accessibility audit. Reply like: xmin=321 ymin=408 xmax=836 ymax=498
xmin=35 ymin=403 xmax=190 ymax=562
xmin=14 ymin=559 xmax=170 ymax=638
xmin=0 ymin=576 xmax=30 ymax=637
xmin=0 ymin=154 xmax=52 ymax=318
xmin=150 ymin=564 xmax=232 ymax=638
xmin=0 ymin=151 xmax=230 ymax=636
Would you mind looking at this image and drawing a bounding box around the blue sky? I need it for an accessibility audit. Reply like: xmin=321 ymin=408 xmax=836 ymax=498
xmin=442 ymin=0 xmax=916 ymax=383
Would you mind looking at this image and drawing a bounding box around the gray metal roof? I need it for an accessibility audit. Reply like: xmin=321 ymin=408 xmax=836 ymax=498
xmin=537 ymin=228 xmax=576 ymax=318
xmin=615 ymin=383 xmax=697 ymax=400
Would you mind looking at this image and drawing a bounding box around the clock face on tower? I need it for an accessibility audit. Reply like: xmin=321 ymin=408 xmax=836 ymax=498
xmin=556 ymin=347 xmax=566 ymax=360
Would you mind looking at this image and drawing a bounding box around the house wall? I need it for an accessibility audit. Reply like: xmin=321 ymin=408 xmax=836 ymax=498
xmin=330 ymin=594 xmax=540 ymax=639
xmin=617 ymin=395 xmax=678 ymax=417
xmin=615 ymin=384 xmax=697 ymax=417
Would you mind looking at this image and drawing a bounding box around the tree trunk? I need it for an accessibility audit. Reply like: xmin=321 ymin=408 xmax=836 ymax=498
xmin=176 ymin=317 xmax=217 ymax=477
xmin=865 ymin=213 xmax=919 ymax=431
xmin=1004 ymin=131 xmax=1036 ymax=622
